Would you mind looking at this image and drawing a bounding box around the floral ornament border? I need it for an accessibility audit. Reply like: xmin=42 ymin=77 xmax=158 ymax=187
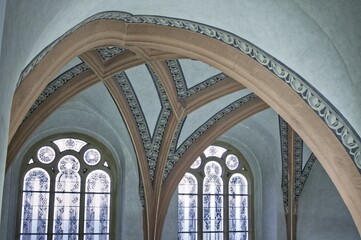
xmin=279 ymin=117 xmax=317 ymax=213
xmin=16 ymin=11 xmax=360 ymax=171
xmin=23 ymin=63 xmax=90 ymax=121
xmin=97 ymin=46 xmax=127 ymax=62
xmin=163 ymin=93 xmax=257 ymax=180
xmin=166 ymin=59 xmax=227 ymax=99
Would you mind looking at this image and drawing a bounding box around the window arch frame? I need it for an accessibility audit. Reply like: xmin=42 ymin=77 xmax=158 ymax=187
xmin=178 ymin=141 xmax=254 ymax=240
xmin=16 ymin=133 xmax=118 ymax=240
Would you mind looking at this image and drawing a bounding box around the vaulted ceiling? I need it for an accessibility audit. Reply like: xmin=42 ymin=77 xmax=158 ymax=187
xmin=4 ymin=10 xmax=361 ymax=239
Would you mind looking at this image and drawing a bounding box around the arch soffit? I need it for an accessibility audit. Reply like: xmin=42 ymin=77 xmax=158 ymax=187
xmin=9 ymin=12 xmax=361 ymax=233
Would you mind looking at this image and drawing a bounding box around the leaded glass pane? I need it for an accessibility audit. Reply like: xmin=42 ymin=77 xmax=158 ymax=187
xmin=178 ymin=173 xmax=197 ymax=240
xmin=21 ymin=235 xmax=48 ymax=240
xmin=37 ymin=146 xmax=55 ymax=164
xmin=53 ymin=138 xmax=87 ymax=152
xmin=204 ymin=161 xmax=222 ymax=178
xmin=225 ymin=154 xmax=239 ymax=170
xmin=203 ymin=162 xmax=223 ymax=234
xmin=85 ymin=170 xmax=111 ymax=237
xmin=229 ymin=174 xmax=248 ymax=237
xmin=203 ymin=232 xmax=223 ymax=240
xmin=21 ymin=168 xmax=50 ymax=238
xmin=84 ymin=149 xmax=101 ymax=166
xmin=53 ymin=156 xmax=81 ymax=237
xmin=229 ymin=174 xmax=248 ymax=195
xmin=190 ymin=157 xmax=201 ymax=169
xmin=58 ymin=155 xmax=80 ymax=174
xmin=204 ymin=146 xmax=226 ymax=158
xmin=230 ymin=232 xmax=248 ymax=240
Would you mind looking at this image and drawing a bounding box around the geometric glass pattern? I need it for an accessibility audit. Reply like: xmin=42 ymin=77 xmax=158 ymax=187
xmin=85 ymin=170 xmax=111 ymax=239
xmin=84 ymin=149 xmax=101 ymax=166
xmin=20 ymin=168 xmax=50 ymax=239
xmin=37 ymin=146 xmax=56 ymax=164
xmin=53 ymin=138 xmax=87 ymax=153
xmin=19 ymin=136 xmax=113 ymax=240
xmin=190 ymin=157 xmax=201 ymax=169
xmin=229 ymin=174 xmax=248 ymax=240
xmin=178 ymin=173 xmax=198 ymax=240
xmin=226 ymin=154 xmax=239 ymax=170
xmin=204 ymin=145 xmax=227 ymax=158
xmin=178 ymin=144 xmax=251 ymax=240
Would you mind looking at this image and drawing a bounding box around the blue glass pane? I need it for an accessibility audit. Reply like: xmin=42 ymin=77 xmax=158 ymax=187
xmin=178 ymin=173 xmax=197 ymax=238
xmin=178 ymin=173 xmax=197 ymax=194
xmin=178 ymin=233 xmax=197 ymax=240
xmin=229 ymin=174 xmax=248 ymax=233
xmin=52 ymin=234 xmax=78 ymax=240
xmin=53 ymin=157 xmax=81 ymax=236
xmin=20 ymin=235 xmax=48 ymax=240
xmin=84 ymin=234 xmax=109 ymax=240
xmin=229 ymin=232 xmax=248 ymax=240
xmin=203 ymin=194 xmax=223 ymax=232
xmin=21 ymin=168 xmax=50 ymax=238
xmin=229 ymin=174 xmax=247 ymax=195
xmin=203 ymin=232 xmax=223 ymax=240
xmin=85 ymin=170 xmax=111 ymax=235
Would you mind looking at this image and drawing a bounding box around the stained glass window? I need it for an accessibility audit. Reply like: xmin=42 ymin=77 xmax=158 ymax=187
xmin=178 ymin=144 xmax=252 ymax=240
xmin=178 ymin=173 xmax=198 ymax=240
xmin=19 ymin=136 xmax=114 ymax=240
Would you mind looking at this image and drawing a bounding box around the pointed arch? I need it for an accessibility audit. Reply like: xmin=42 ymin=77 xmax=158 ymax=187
xmin=8 ymin=12 xmax=361 ymax=235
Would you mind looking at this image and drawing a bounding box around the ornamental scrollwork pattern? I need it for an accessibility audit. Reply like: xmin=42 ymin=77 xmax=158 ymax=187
xmin=166 ymin=60 xmax=227 ymax=99
xmin=163 ymin=93 xmax=257 ymax=180
xmin=116 ymin=67 xmax=172 ymax=180
xmin=296 ymin=153 xmax=317 ymax=199
xmin=16 ymin=11 xmax=361 ymax=171
xmin=279 ymin=117 xmax=318 ymax=213
xmin=23 ymin=63 xmax=90 ymax=121
xmin=97 ymin=46 xmax=127 ymax=61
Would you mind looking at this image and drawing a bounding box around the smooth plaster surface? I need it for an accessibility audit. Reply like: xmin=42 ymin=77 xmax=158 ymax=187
xmin=1 ymin=0 xmax=361 ymax=238
xmin=298 ymin=161 xmax=359 ymax=239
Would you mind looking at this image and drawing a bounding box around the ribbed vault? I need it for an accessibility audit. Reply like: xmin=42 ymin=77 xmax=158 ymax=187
xmin=7 ymin=12 xmax=361 ymax=239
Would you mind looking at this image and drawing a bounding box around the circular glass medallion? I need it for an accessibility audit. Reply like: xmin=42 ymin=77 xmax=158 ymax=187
xmin=64 ymin=138 xmax=76 ymax=149
xmin=190 ymin=157 xmax=201 ymax=169
xmin=37 ymin=146 xmax=56 ymax=164
xmin=58 ymin=155 xmax=80 ymax=173
xmin=84 ymin=148 xmax=101 ymax=166
xmin=204 ymin=161 xmax=222 ymax=176
xmin=226 ymin=154 xmax=239 ymax=170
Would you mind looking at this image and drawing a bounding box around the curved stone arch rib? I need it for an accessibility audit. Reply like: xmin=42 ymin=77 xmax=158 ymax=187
xmin=146 ymin=64 xmax=173 ymax=180
xmin=10 ymin=11 xmax=361 ymax=234
xmin=23 ymin=63 xmax=90 ymax=120
xmin=15 ymin=11 xmax=360 ymax=172
xmin=163 ymin=93 xmax=260 ymax=180
xmin=296 ymin=153 xmax=317 ymax=199
xmin=97 ymin=46 xmax=127 ymax=62
xmin=166 ymin=59 xmax=229 ymax=99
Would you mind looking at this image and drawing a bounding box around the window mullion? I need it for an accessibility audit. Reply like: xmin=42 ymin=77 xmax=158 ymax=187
xmin=78 ymin=177 xmax=86 ymax=240
xmin=48 ymin=175 xmax=56 ymax=239
xmin=224 ymin=174 xmax=229 ymax=240
xmin=198 ymin=175 xmax=203 ymax=240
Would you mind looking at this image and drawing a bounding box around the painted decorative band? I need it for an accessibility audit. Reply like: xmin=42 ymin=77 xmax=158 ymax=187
xmin=16 ymin=11 xmax=361 ymax=171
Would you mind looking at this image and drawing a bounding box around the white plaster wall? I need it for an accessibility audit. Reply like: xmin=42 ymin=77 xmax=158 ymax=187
xmin=1 ymin=83 xmax=144 ymax=239
xmin=162 ymin=109 xmax=287 ymax=240
xmin=297 ymin=161 xmax=359 ymax=239
xmin=1 ymin=0 xmax=360 ymax=133
xmin=0 ymin=0 xmax=7 ymax=226
xmin=1 ymin=0 xmax=361 ymax=238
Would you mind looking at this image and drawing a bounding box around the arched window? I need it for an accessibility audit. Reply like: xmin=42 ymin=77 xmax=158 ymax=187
xmin=18 ymin=135 xmax=116 ymax=240
xmin=178 ymin=144 xmax=252 ymax=240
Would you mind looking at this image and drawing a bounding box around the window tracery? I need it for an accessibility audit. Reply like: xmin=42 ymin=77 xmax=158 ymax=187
xmin=178 ymin=144 xmax=252 ymax=240
xmin=18 ymin=135 xmax=114 ymax=240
